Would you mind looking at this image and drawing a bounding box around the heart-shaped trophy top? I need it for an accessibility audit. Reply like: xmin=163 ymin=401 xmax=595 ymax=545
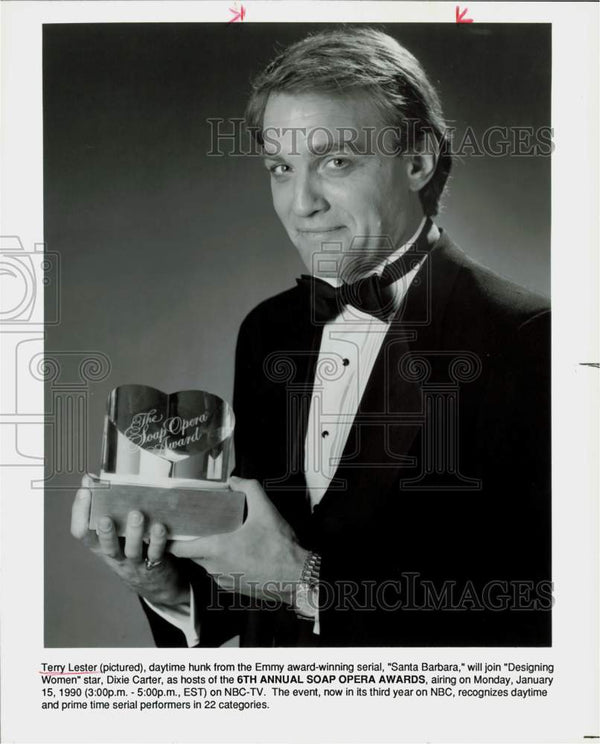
xmin=101 ymin=384 xmax=235 ymax=481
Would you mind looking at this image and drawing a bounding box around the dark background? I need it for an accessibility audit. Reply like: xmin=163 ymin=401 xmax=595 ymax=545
xmin=44 ymin=23 xmax=550 ymax=647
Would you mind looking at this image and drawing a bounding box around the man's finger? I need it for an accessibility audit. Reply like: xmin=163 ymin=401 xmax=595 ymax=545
xmin=81 ymin=473 xmax=94 ymax=489
xmin=168 ymin=536 xmax=218 ymax=560
xmin=147 ymin=523 xmax=168 ymax=564
xmin=71 ymin=488 xmax=92 ymax=540
xmin=124 ymin=511 xmax=145 ymax=562
xmin=96 ymin=517 xmax=121 ymax=560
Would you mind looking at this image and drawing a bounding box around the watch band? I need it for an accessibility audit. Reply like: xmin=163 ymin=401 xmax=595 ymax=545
xmin=294 ymin=551 xmax=321 ymax=620
xmin=301 ymin=551 xmax=321 ymax=586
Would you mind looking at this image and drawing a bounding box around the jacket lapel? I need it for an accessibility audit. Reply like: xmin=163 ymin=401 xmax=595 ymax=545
xmin=311 ymin=232 xmax=464 ymax=524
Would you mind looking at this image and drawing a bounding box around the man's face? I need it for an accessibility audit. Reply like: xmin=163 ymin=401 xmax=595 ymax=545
xmin=261 ymin=91 xmax=423 ymax=281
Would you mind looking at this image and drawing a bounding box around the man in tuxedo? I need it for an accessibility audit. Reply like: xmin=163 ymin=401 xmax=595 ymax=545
xmin=72 ymin=27 xmax=551 ymax=647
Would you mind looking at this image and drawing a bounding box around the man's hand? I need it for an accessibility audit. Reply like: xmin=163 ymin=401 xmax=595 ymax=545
xmin=169 ymin=476 xmax=308 ymax=605
xmin=71 ymin=475 xmax=189 ymax=608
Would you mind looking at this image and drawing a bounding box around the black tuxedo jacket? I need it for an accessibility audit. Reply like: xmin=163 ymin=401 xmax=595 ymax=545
xmin=144 ymin=232 xmax=551 ymax=647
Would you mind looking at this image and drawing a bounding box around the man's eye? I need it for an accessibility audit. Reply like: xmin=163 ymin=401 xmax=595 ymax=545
xmin=325 ymin=157 xmax=350 ymax=171
xmin=268 ymin=163 xmax=290 ymax=177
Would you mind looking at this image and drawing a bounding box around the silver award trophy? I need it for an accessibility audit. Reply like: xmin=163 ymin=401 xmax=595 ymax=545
xmin=89 ymin=385 xmax=245 ymax=538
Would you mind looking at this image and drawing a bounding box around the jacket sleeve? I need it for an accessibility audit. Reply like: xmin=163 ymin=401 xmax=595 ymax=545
xmin=141 ymin=560 xmax=244 ymax=648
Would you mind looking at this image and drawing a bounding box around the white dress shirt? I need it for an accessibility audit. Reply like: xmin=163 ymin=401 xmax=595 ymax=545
xmin=147 ymin=217 xmax=435 ymax=643
xmin=305 ymin=217 xmax=429 ymax=507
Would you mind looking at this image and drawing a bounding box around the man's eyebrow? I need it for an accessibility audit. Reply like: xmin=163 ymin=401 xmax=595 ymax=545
xmin=307 ymin=130 xmax=372 ymax=156
xmin=261 ymin=139 xmax=362 ymax=160
xmin=311 ymin=138 xmax=354 ymax=153
xmin=261 ymin=151 xmax=285 ymax=160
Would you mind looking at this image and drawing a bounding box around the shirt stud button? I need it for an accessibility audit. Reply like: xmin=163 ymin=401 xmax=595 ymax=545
xmin=322 ymin=431 xmax=329 ymax=438
xmin=342 ymin=358 xmax=350 ymax=366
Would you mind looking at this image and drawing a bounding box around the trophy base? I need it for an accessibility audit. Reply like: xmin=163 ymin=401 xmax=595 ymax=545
xmin=88 ymin=475 xmax=245 ymax=538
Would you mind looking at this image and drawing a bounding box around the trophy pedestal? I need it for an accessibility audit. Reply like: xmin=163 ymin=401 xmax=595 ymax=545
xmin=92 ymin=384 xmax=242 ymax=538
xmin=89 ymin=475 xmax=245 ymax=538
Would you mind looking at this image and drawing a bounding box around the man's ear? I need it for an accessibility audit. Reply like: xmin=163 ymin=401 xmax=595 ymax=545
xmin=405 ymin=131 xmax=439 ymax=192
xmin=406 ymin=151 xmax=437 ymax=193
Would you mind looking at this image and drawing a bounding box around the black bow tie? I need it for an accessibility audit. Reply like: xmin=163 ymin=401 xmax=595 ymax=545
xmin=296 ymin=219 xmax=433 ymax=322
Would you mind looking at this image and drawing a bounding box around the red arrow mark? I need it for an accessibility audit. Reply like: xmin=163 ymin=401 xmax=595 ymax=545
xmin=456 ymin=6 xmax=473 ymax=23
xmin=229 ymin=4 xmax=246 ymax=23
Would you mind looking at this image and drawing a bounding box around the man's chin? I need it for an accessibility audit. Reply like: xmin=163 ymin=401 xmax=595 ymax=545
xmin=304 ymin=257 xmax=386 ymax=284
xmin=294 ymin=241 xmax=350 ymax=280
xmin=292 ymin=233 xmax=392 ymax=282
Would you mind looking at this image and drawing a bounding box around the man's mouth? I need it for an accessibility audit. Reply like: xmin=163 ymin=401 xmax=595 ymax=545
xmin=297 ymin=226 xmax=344 ymax=236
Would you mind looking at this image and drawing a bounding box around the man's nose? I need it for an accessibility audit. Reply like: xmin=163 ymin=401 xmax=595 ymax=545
xmin=291 ymin=171 xmax=328 ymax=217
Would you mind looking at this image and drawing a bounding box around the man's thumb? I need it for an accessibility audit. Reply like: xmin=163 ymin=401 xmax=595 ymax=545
xmin=229 ymin=476 xmax=270 ymax=517
xmin=168 ymin=537 xmax=214 ymax=559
